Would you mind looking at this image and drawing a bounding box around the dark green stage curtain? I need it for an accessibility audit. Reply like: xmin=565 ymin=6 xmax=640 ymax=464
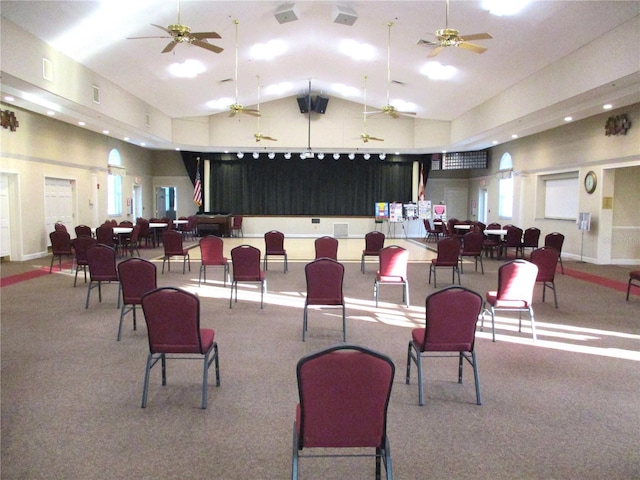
xmin=183 ymin=152 xmax=425 ymax=216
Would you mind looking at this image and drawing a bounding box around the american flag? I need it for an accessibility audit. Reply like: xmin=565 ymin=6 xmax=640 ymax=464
xmin=418 ymin=163 xmax=425 ymax=201
xmin=193 ymin=168 xmax=202 ymax=207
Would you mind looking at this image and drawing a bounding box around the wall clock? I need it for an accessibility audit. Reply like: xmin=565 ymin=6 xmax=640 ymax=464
xmin=584 ymin=171 xmax=597 ymax=194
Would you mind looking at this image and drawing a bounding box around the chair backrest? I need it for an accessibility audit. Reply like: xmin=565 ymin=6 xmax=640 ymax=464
xmin=54 ymin=222 xmax=68 ymax=232
xmin=295 ymin=344 xmax=395 ymax=449
xmin=378 ymin=245 xmax=409 ymax=279
xmin=523 ymin=227 xmax=541 ymax=247
xmin=200 ymin=236 xmax=226 ymax=265
xmin=264 ymin=230 xmax=285 ymax=253
xmin=163 ymin=230 xmax=184 ymax=255
xmin=496 ymin=259 xmax=538 ymax=304
xmin=118 ymin=258 xmax=157 ymax=305
xmin=364 ymin=231 xmax=385 ymax=253
xmin=461 ymin=231 xmax=484 ymax=255
xmin=129 ymin=224 xmax=141 ymax=242
xmin=417 ymin=285 xmax=484 ymax=352
xmin=141 ymin=287 xmax=204 ymax=354
xmin=530 ymin=247 xmax=559 ymax=282
xmin=119 ymin=220 xmax=134 ymax=227
xmin=504 ymin=226 xmax=524 ymax=246
xmin=74 ymin=225 xmax=92 ymax=238
xmin=435 ymin=237 xmax=460 ymax=264
xmin=314 ymin=236 xmax=338 ymax=259
xmin=231 ymin=245 xmax=262 ymax=281
xmin=136 ymin=218 xmax=151 ymax=237
xmin=487 ymin=222 xmax=501 ymax=230
xmin=305 ymin=258 xmax=344 ymax=306
xmin=72 ymin=236 xmax=97 ymax=264
xmin=86 ymin=244 xmax=118 ymax=281
xmin=95 ymin=224 xmax=115 ymax=246
xmin=232 ymin=216 xmax=243 ymax=228
xmin=49 ymin=230 xmax=72 ymax=253
xmin=544 ymin=232 xmax=565 ymax=254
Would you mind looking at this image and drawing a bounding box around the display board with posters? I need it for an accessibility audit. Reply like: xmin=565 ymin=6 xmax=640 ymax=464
xmin=433 ymin=204 xmax=447 ymax=222
xmin=418 ymin=200 xmax=431 ymax=220
xmin=403 ymin=202 xmax=418 ymax=220
xmin=374 ymin=202 xmax=389 ymax=220
xmin=389 ymin=202 xmax=404 ymax=223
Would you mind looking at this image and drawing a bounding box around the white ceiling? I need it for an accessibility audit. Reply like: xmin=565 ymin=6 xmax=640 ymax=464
xmin=1 ymin=0 xmax=640 ymax=152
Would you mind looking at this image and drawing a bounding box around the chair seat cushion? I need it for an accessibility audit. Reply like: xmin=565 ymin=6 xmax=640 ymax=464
xmin=307 ymin=296 xmax=343 ymax=306
xmin=630 ymin=271 xmax=640 ymax=280
xmin=486 ymin=291 xmax=529 ymax=308
xmin=268 ymin=250 xmax=286 ymax=255
xmin=376 ymin=274 xmax=406 ymax=282
xmin=200 ymin=328 xmax=215 ymax=351
xmin=411 ymin=329 xmax=472 ymax=352
xmin=431 ymin=259 xmax=457 ymax=266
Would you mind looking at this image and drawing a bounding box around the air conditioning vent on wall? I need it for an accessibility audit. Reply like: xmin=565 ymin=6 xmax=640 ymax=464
xmin=333 ymin=222 xmax=349 ymax=238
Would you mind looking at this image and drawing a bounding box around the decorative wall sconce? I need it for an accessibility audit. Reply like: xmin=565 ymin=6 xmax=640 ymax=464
xmin=1 ymin=109 xmax=19 ymax=131
xmin=605 ymin=114 xmax=631 ymax=136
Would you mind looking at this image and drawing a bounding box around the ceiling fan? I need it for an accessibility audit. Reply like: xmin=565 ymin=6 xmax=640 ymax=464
xmin=253 ymin=76 xmax=277 ymax=142
xmin=368 ymin=22 xmax=416 ymax=119
xmin=229 ymin=20 xmax=260 ymax=117
xmin=417 ymin=0 xmax=492 ymax=58
xmin=127 ymin=0 xmax=223 ymax=54
xmin=361 ymin=76 xmax=384 ymax=143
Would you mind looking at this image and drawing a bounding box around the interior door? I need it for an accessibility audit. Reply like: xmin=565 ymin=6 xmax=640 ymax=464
xmin=44 ymin=178 xmax=74 ymax=242
xmin=0 ymin=174 xmax=11 ymax=257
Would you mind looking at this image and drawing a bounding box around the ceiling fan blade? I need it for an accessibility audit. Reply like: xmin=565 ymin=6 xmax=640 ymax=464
xmin=427 ymin=45 xmax=444 ymax=58
xmin=162 ymin=41 xmax=178 ymax=53
xmin=369 ymin=136 xmax=384 ymax=142
xmin=191 ymin=31 xmax=222 ymax=40
xmin=243 ymin=109 xmax=261 ymax=117
xmin=127 ymin=35 xmax=171 ymax=40
xmin=151 ymin=24 xmax=171 ymax=34
xmin=262 ymin=136 xmax=277 ymax=141
xmin=417 ymin=38 xmax=439 ymax=46
xmin=460 ymin=32 xmax=493 ymax=41
xmin=192 ymin=39 xmax=223 ymax=53
xmin=458 ymin=41 xmax=488 ymax=54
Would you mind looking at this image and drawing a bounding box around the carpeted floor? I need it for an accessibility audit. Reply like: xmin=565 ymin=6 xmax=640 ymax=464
xmin=1 ymin=237 xmax=639 ymax=479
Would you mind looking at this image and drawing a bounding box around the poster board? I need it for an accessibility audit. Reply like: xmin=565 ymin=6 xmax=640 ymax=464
xmin=418 ymin=200 xmax=431 ymax=220
xmin=433 ymin=204 xmax=447 ymax=222
xmin=403 ymin=202 xmax=418 ymax=220
xmin=389 ymin=202 xmax=403 ymax=223
xmin=374 ymin=202 xmax=389 ymax=220
xmin=578 ymin=212 xmax=591 ymax=231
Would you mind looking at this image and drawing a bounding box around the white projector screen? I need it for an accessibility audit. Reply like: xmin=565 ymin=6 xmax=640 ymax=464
xmin=544 ymin=177 xmax=579 ymax=220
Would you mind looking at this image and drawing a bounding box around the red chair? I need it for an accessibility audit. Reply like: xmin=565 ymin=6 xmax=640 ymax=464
xmin=522 ymin=227 xmax=541 ymax=257
xmin=423 ymin=219 xmax=442 ymax=243
xmin=71 ymin=235 xmax=97 ymax=287
xmin=482 ymin=259 xmax=538 ymax=342
xmin=406 ymin=286 xmax=484 ymax=406
xmin=230 ymin=215 xmax=243 ymax=238
xmin=117 ymin=258 xmax=157 ymax=341
xmin=429 ymin=237 xmax=460 ymax=288
xmin=361 ymin=231 xmax=385 ymax=273
xmin=627 ymin=271 xmax=640 ymax=301
xmin=530 ymin=247 xmax=560 ymax=308
xmin=502 ymin=226 xmax=524 ymax=259
xmin=230 ymin=245 xmax=266 ymax=309
xmin=459 ymin=231 xmax=484 ymax=274
xmin=54 ymin=222 xmax=67 ymax=233
xmin=136 ymin=218 xmax=152 ymax=247
xmin=198 ymin=236 xmax=229 ymax=286
xmin=161 ymin=230 xmax=191 ymax=274
xmin=85 ymin=244 xmax=121 ymax=309
xmin=95 ymin=224 xmax=116 ymax=248
xmin=49 ymin=230 xmax=74 ymax=273
xmin=121 ymin=224 xmax=141 ymax=257
xmin=264 ymin=230 xmax=288 ymax=273
xmin=292 ymin=344 xmax=394 ymax=480
xmin=140 ymin=287 xmax=220 ymax=409
xmin=303 ymin=258 xmax=345 ymax=342
xmin=74 ymin=224 xmax=92 ymax=238
xmin=314 ymin=236 xmax=338 ymax=260
xmin=544 ymin=232 xmax=565 ymax=274
xmin=483 ymin=222 xmax=502 ymax=258
xmin=375 ymin=245 xmax=409 ymax=307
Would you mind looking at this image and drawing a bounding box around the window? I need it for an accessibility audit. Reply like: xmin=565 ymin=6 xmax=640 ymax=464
xmin=107 ymin=149 xmax=122 ymax=216
xmin=498 ymin=152 xmax=513 ymax=219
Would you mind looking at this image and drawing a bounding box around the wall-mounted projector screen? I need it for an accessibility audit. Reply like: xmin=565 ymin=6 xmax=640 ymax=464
xmin=544 ymin=177 xmax=579 ymax=220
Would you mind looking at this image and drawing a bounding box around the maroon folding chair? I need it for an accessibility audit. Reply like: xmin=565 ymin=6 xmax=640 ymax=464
xmin=161 ymin=230 xmax=191 ymax=274
xmin=117 ymin=258 xmax=157 ymax=341
xmin=85 ymin=244 xmax=121 ymax=309
xmin=429 ymin=237 xmax=460 ymax=288
xmin=71 ymin=235 xmax=97 ymax=286
xmin=459 ymin=231 xmax=484 ymax=274
xmin=198 ymin=236 xmax=229 ymax=286
xmin=314 ymin=236 xmax=338 ymax=260
xmin=303 ymin=258 xmax=345 ymax=342
xmin=49 ymin=230 xmax=74 ymax=273
xmin=230 ymin=245 xmax=266 ymax=308
xmin=375 ymin=245 xmax=409 ymax=307
xmin=627 ymin=271 xmax=640 ymax=301
xmin=406 ymin=286 xmax=484 ymax=406
xmin=141 ymin=287 xmax=220 ymax=409
xmin=530 ymin=247 xmax=560 ymax=308
xmin=361 ymin=231 xmax=385 ymax=273
xmin=264 ymin=230 xmax=288 ymax=272
xmin=544 ymin=232 xmax=565 ymax=274
xmin=292 ymin=344 xmax=394 ymax=480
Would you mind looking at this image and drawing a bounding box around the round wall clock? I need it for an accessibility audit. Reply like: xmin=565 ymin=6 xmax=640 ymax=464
xmin=584 ymin=171 xmax=597 ymax=194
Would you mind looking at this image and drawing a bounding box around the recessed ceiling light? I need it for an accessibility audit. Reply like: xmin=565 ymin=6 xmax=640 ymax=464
xmin=167 ymin=59 xmax=206 ymax=79
xmin=492 ymin=140 xmax=498 ymax=145
xmin=511 ymin=134 xmax=518 ymax=139
xmin=124 ymin=137 xmax=130 ymax=141
xmin=47 ymin=110 xmax=55 ymax=116
xmin=103 ymin=130 xmax=109 ymax=134
xmin=564 ymin=116 xmax=573 ymax=122
xmin=175 ymin=147 xmax=180 ymax=151
xmin=482 ymin=0 xmax=531 ymax=16
xmin=250 ymin=39 xmax=287 ymax=60
xmin=5 ymin=96 xmax=15 ymax=102
xmin=603 ymin=104 xmax=613 ymax=110
xmin=78 ymin=121 xmax=86 ymax=126
xmin=420 ymin=61 xmax=457 ymax=80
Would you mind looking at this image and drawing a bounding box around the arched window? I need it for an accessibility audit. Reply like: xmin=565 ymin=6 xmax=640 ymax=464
xmin=498 ymin=152 xmax=513 ymax=219
xmin=107 ymin=149 xmax=123 ymax=216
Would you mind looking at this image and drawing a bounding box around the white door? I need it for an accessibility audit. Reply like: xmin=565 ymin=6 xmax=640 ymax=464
xmin=444 ymin=187 xmax=469 ymax=220
xmin=132 ymin=184 xmax=142 ymax=219
xmin=0 ymin=174 xmax=11 ymax=257
xmin=45 ymin=178 xmax=74 ymax=241
xmin=478 ymin=189 xmax=488 ymax=224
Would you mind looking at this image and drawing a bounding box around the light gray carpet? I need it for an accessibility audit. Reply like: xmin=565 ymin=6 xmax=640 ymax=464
xmin=1 ymin=240 xmax=639 ymax=479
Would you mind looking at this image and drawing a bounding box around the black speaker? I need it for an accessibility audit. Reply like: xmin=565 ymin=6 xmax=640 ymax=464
xmin=314 ymin=95 xmax=329 ymax=114
xmin=297 ymin=95 xmax=311 ymax=113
